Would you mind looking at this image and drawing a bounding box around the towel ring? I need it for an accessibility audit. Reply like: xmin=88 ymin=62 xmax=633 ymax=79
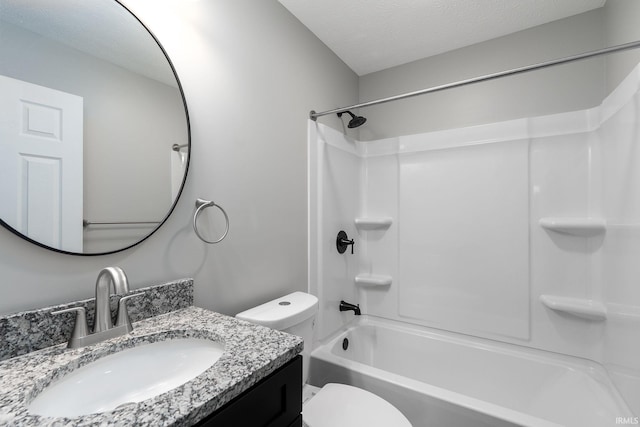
xmin=193 ymin=198 xmax=229 ymax=244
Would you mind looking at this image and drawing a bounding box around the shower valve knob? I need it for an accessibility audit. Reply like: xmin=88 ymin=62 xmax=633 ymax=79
xmin=336 ymin=230 xmax=355 ymax=254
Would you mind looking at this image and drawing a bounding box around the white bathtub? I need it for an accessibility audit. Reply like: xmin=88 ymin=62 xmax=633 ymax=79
xmin=308 ymin=316 xmax=633 ymax=427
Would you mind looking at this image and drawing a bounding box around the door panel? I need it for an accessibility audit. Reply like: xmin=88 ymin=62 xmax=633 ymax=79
xmin=0 ymin=74 xmax=83 ymax=252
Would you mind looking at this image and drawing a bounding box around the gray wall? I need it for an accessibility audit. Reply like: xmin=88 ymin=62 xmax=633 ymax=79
xmin=355 ymin=1 xmax=640 ymax=141
xmin=0 ymin=0 xmax=357 ymax=316
xmin=603 ymin=0 xmax=640 ymax=92
xmin=355 ymin=10 xmax=606 ymax=141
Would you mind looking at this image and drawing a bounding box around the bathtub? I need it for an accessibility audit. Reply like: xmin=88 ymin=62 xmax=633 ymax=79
xmin=308 ymin=316 xmax=633 ymax=427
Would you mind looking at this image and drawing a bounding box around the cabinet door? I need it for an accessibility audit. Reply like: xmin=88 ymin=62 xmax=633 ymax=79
xmin=196 ymin=356 xmax=302 ymax=427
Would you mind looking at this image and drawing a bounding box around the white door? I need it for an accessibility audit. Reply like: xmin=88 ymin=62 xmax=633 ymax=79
xmin=0 ymin=74 xmax=83 ymax=252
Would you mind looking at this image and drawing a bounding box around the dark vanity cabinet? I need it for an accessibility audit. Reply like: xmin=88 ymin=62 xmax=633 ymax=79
xmin=195 ymin=356 xmax=302 ymax=427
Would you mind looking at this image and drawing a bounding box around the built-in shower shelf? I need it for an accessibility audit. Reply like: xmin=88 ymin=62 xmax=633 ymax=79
xmin=354 ymin=217 xmax=393 ymax=230
xmin=539 ymin=217 xmax=606 ymax=237
xmin=540 ymin=294 xmax=607 ymax=321
xmin=355 ymin=274 xmax=393 ymax=287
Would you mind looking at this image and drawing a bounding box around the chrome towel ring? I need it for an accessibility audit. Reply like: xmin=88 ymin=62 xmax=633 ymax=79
xmin=193 ymin=198 xmax=229 ymax=244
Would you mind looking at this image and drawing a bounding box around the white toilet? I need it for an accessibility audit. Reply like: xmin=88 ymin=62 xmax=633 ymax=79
xmin=236 ymin=291 xmax=412 ymax=427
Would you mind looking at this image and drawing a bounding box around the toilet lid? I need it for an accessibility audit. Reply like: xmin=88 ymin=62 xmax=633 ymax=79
xmin=303 ymin=383 xmax=412 ymax=427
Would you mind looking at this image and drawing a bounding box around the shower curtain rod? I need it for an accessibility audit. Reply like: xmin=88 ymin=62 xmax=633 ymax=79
xmin=309 ymin=39 xmax=640 ymax=121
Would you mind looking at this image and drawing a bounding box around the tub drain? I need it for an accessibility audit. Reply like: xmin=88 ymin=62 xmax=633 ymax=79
xmin=342 ymin=338 xmax=349 ymax=351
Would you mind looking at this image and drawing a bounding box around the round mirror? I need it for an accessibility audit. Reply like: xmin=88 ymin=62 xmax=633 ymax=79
xmin=0 ymin=0 xmax=190 ymax=255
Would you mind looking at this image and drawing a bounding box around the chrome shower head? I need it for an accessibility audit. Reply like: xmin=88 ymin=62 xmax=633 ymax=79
xmin=337 ymin=110 xmax=367 ymax=128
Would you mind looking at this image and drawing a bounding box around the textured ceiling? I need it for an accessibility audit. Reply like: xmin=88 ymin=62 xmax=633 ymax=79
xmin=278 ymin=0 xmax=607 ymax=76
xmin=0 ymin=0 xmax=176 ymax=86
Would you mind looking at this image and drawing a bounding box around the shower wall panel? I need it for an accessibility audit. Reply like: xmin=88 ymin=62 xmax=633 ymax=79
xmin=310 ymin=62 xmax=640 ymax=412
xmin=312 ymin=114 xmax=597 ymax=354
xmin=600 ymin=67 xmax=640 ymax=414
xmin=397 ymin=141 xmax=530 ymax=340
xmin=354 ymin=114 xmax=601 ymax=353
xmin=308 ymin=123 xmax=361 ymax=341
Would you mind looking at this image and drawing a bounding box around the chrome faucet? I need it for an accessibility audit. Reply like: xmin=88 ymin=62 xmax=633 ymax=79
xmin=339 ymin=300 xmax=361 ymax=315
xmin=94 ymin=267 xmax=129 ymax=333
xmin=53 ymin=267 xmax=142 ymax=348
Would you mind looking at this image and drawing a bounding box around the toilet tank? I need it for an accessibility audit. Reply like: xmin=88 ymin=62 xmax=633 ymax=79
xmin=236 ymin=291 xmax=318 ymax=383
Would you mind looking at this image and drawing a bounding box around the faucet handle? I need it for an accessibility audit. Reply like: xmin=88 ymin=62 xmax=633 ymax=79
xmin=52 ymin=306 xmax=89 ymax=347
xmin=336 ymin=230 xmax=355 ymax=254
xmin=115 ymin=292 xmax=144 ymax=330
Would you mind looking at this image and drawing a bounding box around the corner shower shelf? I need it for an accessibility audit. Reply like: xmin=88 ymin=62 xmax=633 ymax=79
xmin=355 ymin=274 xmax=393 ymax=287
xmin=539 ymin=217 xmax=606 ymax=237
xmin=540 ymin=294 xmax=607 ymax=321
xmin=354 ymin=217 xmax=393 ymax=230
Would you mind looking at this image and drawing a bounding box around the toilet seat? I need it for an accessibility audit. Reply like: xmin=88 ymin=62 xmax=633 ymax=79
xmin=303 ymin=383 xmax=411 ymax=427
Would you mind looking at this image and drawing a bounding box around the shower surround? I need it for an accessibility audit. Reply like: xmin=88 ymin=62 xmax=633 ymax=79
xmin=308 ymin=63 xmax=640 ymax=423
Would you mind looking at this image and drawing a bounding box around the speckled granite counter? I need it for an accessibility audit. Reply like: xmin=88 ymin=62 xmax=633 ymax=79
xmin=1 ymin=278 xmax=193 ymax=361
xmin=0 ymin=306 xmax=303 ymax=426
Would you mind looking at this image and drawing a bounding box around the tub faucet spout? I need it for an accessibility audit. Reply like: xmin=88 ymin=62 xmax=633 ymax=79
xmin=339 ymin=300 xmax=361 ymax=315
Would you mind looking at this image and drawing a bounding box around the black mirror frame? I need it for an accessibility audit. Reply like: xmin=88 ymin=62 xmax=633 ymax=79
xmin=0 ymin=0 xmax=191 ymax=256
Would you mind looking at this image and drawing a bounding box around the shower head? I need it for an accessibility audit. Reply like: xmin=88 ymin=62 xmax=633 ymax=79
xmin=337 ymin=111 xmax=367 ymax=128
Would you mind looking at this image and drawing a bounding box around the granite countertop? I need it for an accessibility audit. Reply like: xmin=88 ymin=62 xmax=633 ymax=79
xmin=0 ymin=306 xmax=303 ymax=426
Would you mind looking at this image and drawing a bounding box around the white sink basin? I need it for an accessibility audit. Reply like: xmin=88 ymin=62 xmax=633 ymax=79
xmin=28 ymin=338 xmax=225 ymax=417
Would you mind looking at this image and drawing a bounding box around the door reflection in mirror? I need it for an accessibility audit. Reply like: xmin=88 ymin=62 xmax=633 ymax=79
xmin=0 ymin=0 xmax=190 ymax=254
xmin=0 ymin=76 xmax=83 ymax=252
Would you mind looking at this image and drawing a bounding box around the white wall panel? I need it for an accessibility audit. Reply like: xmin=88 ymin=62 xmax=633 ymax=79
xmin=398 ymin=141 xmax=530 ymax=340
xmin=600 ymin=78 xmax=640 ymax=414
xmin=357 ymin=152 xmax=399 ymax=318
xmin=309 ymin=123 xmax=361 ymax=341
